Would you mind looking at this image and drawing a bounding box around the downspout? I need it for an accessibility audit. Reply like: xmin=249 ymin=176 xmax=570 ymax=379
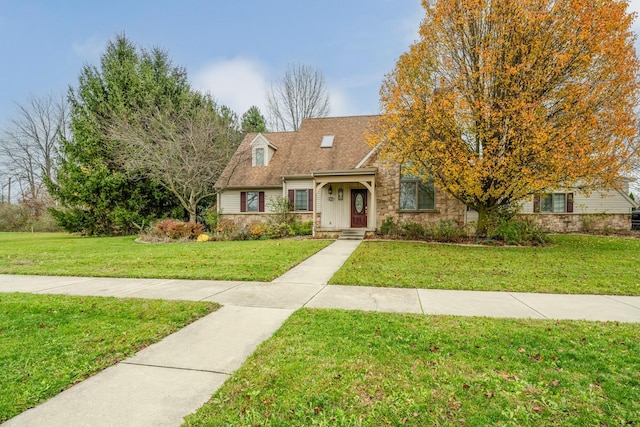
xmin=312 ymin=177 xmax=316 ymax=237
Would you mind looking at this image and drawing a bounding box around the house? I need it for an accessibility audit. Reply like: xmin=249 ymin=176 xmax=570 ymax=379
xmin=215 ymin=115 xmax=638 ymax=236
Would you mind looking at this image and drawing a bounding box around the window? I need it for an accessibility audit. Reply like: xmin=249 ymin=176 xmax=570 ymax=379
xmin=255 ymin=148 xmax=264 ymax=166
xmin=320 ymin=135 xmax=334 ymax=148
xmin=534 ymin=193 xmax=573 ymax=213
xmin=247 ymin=191 xmax=259 ymax=212
xmin=240 ymin=191 xmax=265 ymax=212
xmin=287 ymin=189 xmax=314 ymax=211
xmin=399 ymin=168 xmax=435 ymax=211
xmin=295 ymin=190 xmax=308 ymax=211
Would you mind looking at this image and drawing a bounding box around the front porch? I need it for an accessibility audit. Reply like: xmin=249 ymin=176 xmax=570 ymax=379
xmin=310 ymin=169 xmax=377 ymax=237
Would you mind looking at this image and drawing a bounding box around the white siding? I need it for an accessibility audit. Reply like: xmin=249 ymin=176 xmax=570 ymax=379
xmin=519 ymin=189 xmax=634 ymax=214
xmin=250 ymin=135 xmax=276 ymax=166
xmin=219 ymin=189 xmax=281 ymax=214
xmin=262 ymin=189 xmax=284 ymax=212
xmin=219 ymin=191 xmax=240 ymax=214
xmin=320 ymin=184 xmax=368 ymax=229
xmin=285 ymin=179 xmax=313 ymax=190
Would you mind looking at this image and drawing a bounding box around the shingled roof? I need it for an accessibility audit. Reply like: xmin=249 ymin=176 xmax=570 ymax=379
xmin=216 ymin=115 xmax=378 ymax=189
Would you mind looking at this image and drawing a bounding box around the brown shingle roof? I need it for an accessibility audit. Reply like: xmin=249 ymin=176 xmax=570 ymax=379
xmin=216 ymin=115 xmax=378 ymax=189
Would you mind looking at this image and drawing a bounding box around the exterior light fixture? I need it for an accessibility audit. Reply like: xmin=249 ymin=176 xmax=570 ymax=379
xmin=328 ymin=185 xmax=333 ymax=195
xmin=338 ymin=188 xmax=344 ymax=200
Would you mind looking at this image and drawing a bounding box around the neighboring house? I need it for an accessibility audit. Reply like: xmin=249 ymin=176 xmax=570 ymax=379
xmin=215 ymin=115 xmax=638 ymax=236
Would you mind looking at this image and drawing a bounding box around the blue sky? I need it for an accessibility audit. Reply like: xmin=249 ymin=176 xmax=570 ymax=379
xmin=1 ymin=0 xmax=639 ymax=127
xmin=0 ymin=0 xmax=425 ymax=125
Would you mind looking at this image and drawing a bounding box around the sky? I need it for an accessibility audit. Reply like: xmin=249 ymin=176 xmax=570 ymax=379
xmin=0 ymin=0 xmax=425 ymax=125
xmin=1 ymin=0 xmax=640 ymax=124
xmin=1 ymin=0 xmax=640 ymax=198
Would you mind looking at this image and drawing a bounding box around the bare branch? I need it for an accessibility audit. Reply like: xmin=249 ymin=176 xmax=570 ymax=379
xmin=0 ymin=93 xmax=68 ymax=205
xmin=266 ymin=63 xmax=330 ymax=131
xmin=108 ymin=97 xmax=242 ymax=222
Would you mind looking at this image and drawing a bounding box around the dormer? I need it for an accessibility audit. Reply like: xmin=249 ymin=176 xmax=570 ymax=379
xmin=250 ymin=133 xmax=277 ymax=167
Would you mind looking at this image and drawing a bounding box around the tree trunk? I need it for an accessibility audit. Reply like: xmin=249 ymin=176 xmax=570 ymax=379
xmin=188 ymin=207 xmax=197 ymax=223
xmin=476 ymin=206 xmax=489 ymax=236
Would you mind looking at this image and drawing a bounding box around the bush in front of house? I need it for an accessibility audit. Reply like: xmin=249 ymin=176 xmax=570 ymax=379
xmin=151 ymin=219 xmax=205 ymax=240
xmin=486 ymin=218 xmax=549 ymax=246
xmin=266 ymin=222 xmax=293 ymax=239
xmin=248 ymin=222 xmax=268 ymax=239
xmin=377 ymin=216 xmax=546 ymax=245
xmin=380 ymin=216 xmax=400 ymax=236
xmin=379 ymin=217 xmax=469 ymax=243
xmin=290 ymin=220 xmax=313 ymax=236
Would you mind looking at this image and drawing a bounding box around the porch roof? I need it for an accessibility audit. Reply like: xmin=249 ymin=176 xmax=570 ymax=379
xmin=312 ymin=168 xmax=376 ymax=177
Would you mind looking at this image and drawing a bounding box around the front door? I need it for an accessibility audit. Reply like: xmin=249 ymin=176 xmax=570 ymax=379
xmin=351 ymin=189 xmax=368 ymax=228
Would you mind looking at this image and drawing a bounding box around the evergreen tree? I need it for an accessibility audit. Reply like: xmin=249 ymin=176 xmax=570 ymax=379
xmin=47 ymin=35 xmax=191 ymax=235
xmin=240 ymin=105 xmax=267 ymax=133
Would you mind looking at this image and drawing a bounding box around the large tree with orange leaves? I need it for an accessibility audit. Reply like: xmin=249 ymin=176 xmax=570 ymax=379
xmin=371 ymin=0 xmax=640 ymax=234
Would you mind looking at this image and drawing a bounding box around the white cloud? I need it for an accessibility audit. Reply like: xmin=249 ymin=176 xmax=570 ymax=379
xmin=328 ymin=86 xmax=362 ymax=117
xmin=192 ymin=58 xmax=268 ymax=116
xmin=72 ymin=37 xmax=105 ymax=63
xmin=191 ymin=58 xmax=369 ymax=119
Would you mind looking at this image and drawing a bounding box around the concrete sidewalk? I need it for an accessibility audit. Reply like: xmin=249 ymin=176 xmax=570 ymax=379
xmin=1 ymin=240 xmax=360 ymax=427
xmin=2 ymin=238 xmax=640 ymax=426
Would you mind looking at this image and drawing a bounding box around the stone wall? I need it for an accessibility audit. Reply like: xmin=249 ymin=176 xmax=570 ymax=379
xmin=369 ymin=160 xmax=466 ymax=229
xmin=219 ymin=213 xmax=313 ymax=229
xmin=516 ymin=213 xmax=632 ymax=233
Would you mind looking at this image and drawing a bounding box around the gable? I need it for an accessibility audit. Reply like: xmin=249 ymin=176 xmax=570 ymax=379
xmin=250 ymin=134 xmax=277 ymax=167
xmin=216 ymin=116 xmax=379 ymax=189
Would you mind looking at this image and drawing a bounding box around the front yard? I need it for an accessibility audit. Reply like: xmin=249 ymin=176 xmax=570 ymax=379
xmin=185 ymin=309 xmax=640 ymax=426
xmin=0 ymin=232 xmax=331 ymax=281
xmin=330 ymin=235 xmax=640 ymax=295
xmin=2 ymin=232 xmax=639 ymax=425
xmin=0 ymin=293 xmax=218 ymax=422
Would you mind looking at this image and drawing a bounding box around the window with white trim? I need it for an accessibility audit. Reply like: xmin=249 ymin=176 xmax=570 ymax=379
xmin=255 ymin=148 xmax=265 ymax=166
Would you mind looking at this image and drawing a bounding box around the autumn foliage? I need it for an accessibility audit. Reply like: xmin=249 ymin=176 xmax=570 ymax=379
xmin=371 ymin=0 xmax=640 ymax=233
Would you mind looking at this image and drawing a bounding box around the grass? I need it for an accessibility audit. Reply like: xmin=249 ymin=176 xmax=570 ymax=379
xmin=0 ymin=232 xmax=331 ymax=281
xmin=330 ymin=234 xmax=640 ymax=295
xmin=0 ymin=292 xmax=218 ymax=422
xmin=184 ymin=309 xmax=640 ymax=427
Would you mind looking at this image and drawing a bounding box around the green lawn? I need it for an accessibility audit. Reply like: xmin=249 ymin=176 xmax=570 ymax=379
xmin=330 ymin=235 xmax=640 ymax=295
xmin=0 ymin=292 xmax=218 ymax=422
xmin=184 ymin=309 xmax=640 ymax=427
xmin=0 ymin=232 xmax=331 ymax=281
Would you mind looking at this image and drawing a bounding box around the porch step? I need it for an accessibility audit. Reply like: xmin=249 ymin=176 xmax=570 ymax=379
xmin=338 ymin=229 xmax=366 ymax=240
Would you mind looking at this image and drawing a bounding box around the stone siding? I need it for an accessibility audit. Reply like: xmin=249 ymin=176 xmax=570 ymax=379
xmin=368 ymin=160 xmax=466 ymax=229
xmin=516 ymin=213 xmax=631 ymax=233
xmin=220 ymin=213 xmax=313 ymax=229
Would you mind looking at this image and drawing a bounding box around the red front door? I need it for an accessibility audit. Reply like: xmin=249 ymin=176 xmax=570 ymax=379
xmin=351 ymin=189 xmax=368 ymax=228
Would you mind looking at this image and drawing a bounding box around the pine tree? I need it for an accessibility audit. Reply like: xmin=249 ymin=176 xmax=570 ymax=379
xmin=47 ymin=35 xmax=190 ymax=234
xmin=240 ymin=106 xmax=267 ymax=133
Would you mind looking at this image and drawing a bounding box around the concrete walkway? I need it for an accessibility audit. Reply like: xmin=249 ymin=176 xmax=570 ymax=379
xmin=2 ymin=238 xmax=640 ymax=427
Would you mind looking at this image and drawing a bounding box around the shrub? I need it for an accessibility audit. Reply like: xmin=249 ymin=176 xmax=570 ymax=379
xmin=182 ymin=222 xmax=205 ymax=239
xmin=0 ymin=203 xmax=62 ymax=232
xmin=401 ymin=221 xmax=427 ymax=240
xmin=430 ymin=220 xmax=468 ymax=242
xmin=267 ymin=196 xmax=296 ymax=225
xmin=201 ymin=206 xmax=221 ymax=232
xmin=152 ymin=219 xmax=204 ymax=240
xmin=197 ymin=233 xmax=210 ymax=242
xmin=291 ymin=221 xmax=313 ymax=236
xmin=215 ymin=219 xmax=237 ymax=240
xmin=248 ymin=222 xmax=268 ymax=239
xmin=267 ymin=222 xmax=292 ymax=239
xmin=488 ymin=219 xmax=549 ymax=245
xmin=379 ymin=216 xmax=400 ymax=236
